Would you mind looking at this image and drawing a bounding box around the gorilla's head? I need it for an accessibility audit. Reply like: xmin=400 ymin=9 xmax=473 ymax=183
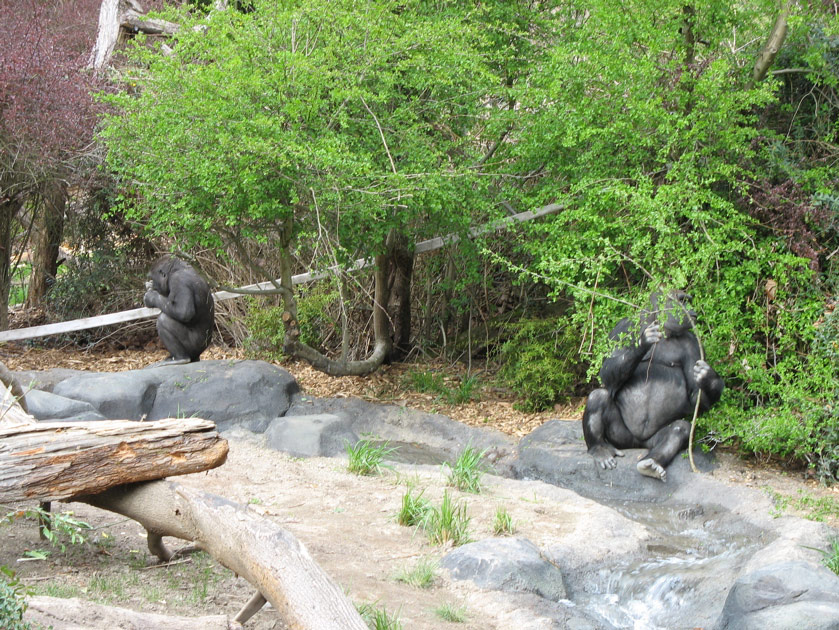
xmin=148 ymin=256 xmax=180 ymax=297
xmin=645 ymin=290 xmax=696 ymax=337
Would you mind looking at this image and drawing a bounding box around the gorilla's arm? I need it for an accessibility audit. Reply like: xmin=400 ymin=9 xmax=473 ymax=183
xmin=680 ymin=334 xmax=724 ymax=413
xmin=144 ymin=275 xmax=197 ymax=324
xmin=598 ymin=318 xmax=662 ymax=393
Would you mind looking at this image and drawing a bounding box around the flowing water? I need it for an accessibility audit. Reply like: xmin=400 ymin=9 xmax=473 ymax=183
xmin=573 ymin=501 xmax=763 ymax=629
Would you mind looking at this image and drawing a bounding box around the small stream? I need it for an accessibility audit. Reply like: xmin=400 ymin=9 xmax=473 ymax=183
xmin=572 ymin=501 xmax=764 ymax=629
xmin=378 ymin=441 xmax=767 ymax=629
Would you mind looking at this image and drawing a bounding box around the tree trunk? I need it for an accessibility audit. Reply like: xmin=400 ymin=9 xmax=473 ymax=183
xmin=26 ymin=181 xmax=65 ymax=308
xmin=88 ymin=0 xmax=179 ymax=71
xmin=0 ymin=197 xmax=22 ymax=330
xmin=0 ymin=418 xmax=228 ymax=503
xmin=752 ymin=2 xmax=791 ymax=85
xmin=387 ymin=234 xmax=414 ymax=362
xmin=77 ymin=480 xmax=369 ymax=630
xmin=277 ymin=211 xmax=392 ymax=376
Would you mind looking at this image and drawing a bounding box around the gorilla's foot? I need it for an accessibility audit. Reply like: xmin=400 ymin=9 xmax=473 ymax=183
xmin=637 ymin=458 xmax=667 ymax=482
xmin=588 ymin=444 xmax=624 ymax=470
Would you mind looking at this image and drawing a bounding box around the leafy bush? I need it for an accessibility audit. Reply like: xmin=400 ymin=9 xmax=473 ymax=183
xmin=495 ymin=318 xmax=586 ymax=412
xmin=47 ymin=249 xmax=149 ymax=319
xmin=244 ymin=287 xmax=340 ymax=360
xmin=404 ymin=370 xmax=481 ymax=405
xmin=0 ymin=567 xmax=29 ymax=630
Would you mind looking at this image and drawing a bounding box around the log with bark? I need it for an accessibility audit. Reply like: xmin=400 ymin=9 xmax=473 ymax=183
xmin=0 ymin=418 xmax=228 ymax=503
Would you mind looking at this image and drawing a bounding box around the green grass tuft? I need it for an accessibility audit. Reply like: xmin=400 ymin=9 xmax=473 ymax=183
xmin=346 ymin=436 xmax=399 ymax=476
xmin=444 ymin=445 xmax=488 ymax=493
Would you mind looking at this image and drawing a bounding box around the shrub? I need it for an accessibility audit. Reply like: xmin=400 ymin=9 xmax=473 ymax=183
xmin=495 ymin=318 xmax=586 ymax=412
xmin=0 ymin=568 xmax=29 ymax=630
xmin=244 ymin=286 xmax=341 ymax=359
xmin=404 ymin=370 xmax=481 ymax=405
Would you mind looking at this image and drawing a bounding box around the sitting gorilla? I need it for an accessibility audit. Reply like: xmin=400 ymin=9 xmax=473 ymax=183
xmin=582 ymin=290 xmax=724 ymax=482
xmin=143 ymin=256 xmax=215 ymax=364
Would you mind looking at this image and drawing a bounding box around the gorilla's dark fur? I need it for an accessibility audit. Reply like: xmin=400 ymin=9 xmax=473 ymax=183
xmin=582 ymin=290 xmax=724 ymax=482
xmin=144 ymin=256 xmax=214 ymax=364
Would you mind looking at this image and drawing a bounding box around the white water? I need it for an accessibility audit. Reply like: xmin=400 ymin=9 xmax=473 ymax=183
xmin=576 ymin=503 xmax=762 ymax=629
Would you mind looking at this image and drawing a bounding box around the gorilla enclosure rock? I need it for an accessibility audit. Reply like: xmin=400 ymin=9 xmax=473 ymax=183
xmin=23 ymin=361 xmax=299 ymax=431
xmin=715 ymin=561 xmax=839 ymax=630
xmin=264 ymin=414 xmax=359 ymax=458
xmin=441 ymin=537 xmax=566 ymax=601
xmin=284 ymin=396 xmax=516 ymax=469
xmin=513 ymin=419 xmax=715 ymax=502
xmin=24 ymin=389 xmax=106 ymax=422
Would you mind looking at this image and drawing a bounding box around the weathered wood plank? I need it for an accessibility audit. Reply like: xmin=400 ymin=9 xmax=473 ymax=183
xmin=0 ymin=203 xmax=564 ymax=342
xmin=0 ymin=419 xmax=227 ymax=503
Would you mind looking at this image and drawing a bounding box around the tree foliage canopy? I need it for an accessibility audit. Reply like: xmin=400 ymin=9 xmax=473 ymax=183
xmin=102 ymin=0 xmax=500 ymax=262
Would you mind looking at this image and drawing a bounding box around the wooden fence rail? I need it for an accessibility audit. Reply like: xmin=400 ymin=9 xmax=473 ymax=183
xmin=0 ymin=204 xmax=562 ymax=343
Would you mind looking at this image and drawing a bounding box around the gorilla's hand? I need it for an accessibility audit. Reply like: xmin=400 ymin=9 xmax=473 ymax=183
xmin=640 ymin=322 xmax=663 ymax=347
xmin=693 ymin=359 xmax=711 ymax=383
xmin=144 ymin=290 xmax=161 ymax=309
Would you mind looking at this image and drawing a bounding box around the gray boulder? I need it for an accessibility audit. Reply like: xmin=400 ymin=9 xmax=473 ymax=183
xmin=13 ymin=368 xmax=86 ymax=393
xmin=53 ymin=370 xmax=160 ymax=420
xmin=513 ymin=419 xmax=715 ymax=502
xmin=146 ymin=360 xmax=299 ymax=432
xmin=32 ymin=360 xmax=299 ymax=431
xmin=716 ymin=561 xmax=839 ymax=630
xmin=264 ymin=414 xmax=358 ymax=457
xmin=441 ymin=537 xmax=566 ymax=601
xmin=24 ymin=389 xmax=106 ymax=422
xmin=286 ymin=396 xmax=515 ymax=470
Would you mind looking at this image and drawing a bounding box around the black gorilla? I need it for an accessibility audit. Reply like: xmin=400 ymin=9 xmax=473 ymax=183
xmin=143 ymin=256 xmax=215 ymax=364
xmin=582 ymin=290 xmax=724 ymax=482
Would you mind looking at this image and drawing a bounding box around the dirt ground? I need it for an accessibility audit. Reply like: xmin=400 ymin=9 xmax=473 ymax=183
xmin=1 ymin=343 xmax=838 ymax=628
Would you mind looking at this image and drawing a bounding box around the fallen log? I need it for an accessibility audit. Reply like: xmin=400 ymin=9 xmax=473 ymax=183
xmin=0 ymin=418 xmax=228 ymax=503
xmin=25 ymin=596 xmax=243 ymax=630
xmin=77 ymin=480 xmax=369 ymax=630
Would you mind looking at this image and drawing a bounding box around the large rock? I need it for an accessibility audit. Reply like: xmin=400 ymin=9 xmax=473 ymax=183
xmin=715 ymin=561 xmax=839 ymax=630
xmin=285 ymin=396 xmax=516 ymax=470
xmin=32 ymin=361 xmax=299 ymax=432
xmin=513 ymin=419 xmax=715 ymax=502
xmin=441 ymin=537 xmax=566 ymax=601
xmin=24 ymin=389 xmax=106 ymax=422
xmin=264 ymin=414 xmax=358 ymax=457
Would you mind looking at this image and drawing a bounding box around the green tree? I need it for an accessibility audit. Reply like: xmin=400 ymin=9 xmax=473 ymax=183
xmin=101 ymin=0 xmax=500 ymax=372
